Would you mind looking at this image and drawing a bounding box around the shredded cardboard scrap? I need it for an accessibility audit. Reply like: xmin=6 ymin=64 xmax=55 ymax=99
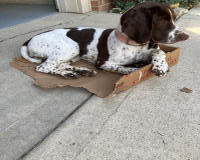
xmin=180 ymin=87 xmax=192 ymax=93
xmin=10 ymin=45 xmax=180 ymax=98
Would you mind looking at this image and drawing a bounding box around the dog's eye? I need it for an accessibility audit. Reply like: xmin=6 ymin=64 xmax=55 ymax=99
xmin=164 ymin=16 xmax=171 ymax=21
xmin=123 ymin=22 xmax=128 ymax=27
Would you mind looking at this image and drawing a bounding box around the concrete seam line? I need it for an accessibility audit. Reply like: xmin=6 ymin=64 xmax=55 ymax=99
xmin=0 ymin=23 xmax=63 ymax=43
xmin=72 ymin=92 xmax=131 ymax=160
xmin=18 ymin=94 xmax=94 ymax=160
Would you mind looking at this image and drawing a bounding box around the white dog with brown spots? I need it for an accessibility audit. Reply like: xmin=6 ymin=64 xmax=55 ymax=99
xmin=21 ymin=2 xmax=189 ymax=78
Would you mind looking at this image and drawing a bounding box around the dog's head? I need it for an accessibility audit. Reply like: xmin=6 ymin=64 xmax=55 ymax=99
xmin=120 ymin=2 xmax=189 ymax=44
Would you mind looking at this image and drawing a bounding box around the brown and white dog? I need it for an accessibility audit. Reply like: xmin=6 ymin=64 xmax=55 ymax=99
xmin=21 ymin=2 xmax=189 ymax=78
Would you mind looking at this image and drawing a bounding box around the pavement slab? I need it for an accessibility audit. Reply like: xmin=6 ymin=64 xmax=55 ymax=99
xmin=0 ymin=4 xmax=56 ymax=29
xmin=23 ymin=7 xmax=200 ymax=160
xmin=22 ymin=91 xmax=133 ymax=160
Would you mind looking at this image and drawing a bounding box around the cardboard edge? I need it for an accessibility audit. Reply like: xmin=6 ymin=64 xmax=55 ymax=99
xmin=107 ymin=46 xmax=181 ymax=98
xmin=10 ymin=58 xmax=116 ymax=98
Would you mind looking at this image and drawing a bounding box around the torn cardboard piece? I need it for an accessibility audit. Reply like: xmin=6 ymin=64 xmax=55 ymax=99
xmin=180 ymin=87 xmax=192 ymax=93
xmin=10 ymin=45 xmax=180 ymax=98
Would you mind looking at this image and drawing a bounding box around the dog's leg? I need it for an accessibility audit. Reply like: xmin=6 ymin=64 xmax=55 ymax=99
xmin=59 ymin=62 xmax=97 ymax=77
xmin=151 ymin=49 xmax=169 ymax=76
xmin=36 ymin=58 xmax=96 ymax=78
xmin=36 ymin=60 xmax=80 ymax=78
xmin=100 ymin=63 xmax=138 ymax=74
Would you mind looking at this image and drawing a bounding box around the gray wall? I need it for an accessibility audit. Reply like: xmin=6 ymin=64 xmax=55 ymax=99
xmin=0 ymin=0 xmax=54 ymax=5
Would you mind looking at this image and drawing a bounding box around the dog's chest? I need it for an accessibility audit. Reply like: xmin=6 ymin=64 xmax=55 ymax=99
xmin=107 ymin=32 xmax=151 ymax=65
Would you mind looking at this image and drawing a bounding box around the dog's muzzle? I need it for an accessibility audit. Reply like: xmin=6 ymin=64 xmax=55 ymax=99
xmin=169 ymin=30 xmax=189 ymax=43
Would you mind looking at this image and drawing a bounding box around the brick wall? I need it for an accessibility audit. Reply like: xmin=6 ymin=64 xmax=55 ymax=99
xmin=91 ymin=0 xmax=112 ymax=11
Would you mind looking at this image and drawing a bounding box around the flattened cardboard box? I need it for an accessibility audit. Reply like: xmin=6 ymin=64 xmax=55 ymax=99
xmin=10 ymin=45 xmax=180 ymax=98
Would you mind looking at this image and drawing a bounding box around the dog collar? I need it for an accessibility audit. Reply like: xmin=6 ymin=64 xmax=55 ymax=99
xmin=115 ymin=28 xmax=150 ymax=46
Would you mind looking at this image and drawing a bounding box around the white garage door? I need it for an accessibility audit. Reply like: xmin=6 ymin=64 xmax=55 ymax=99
xmin=55 ymin=0 xmax=91 ymax=13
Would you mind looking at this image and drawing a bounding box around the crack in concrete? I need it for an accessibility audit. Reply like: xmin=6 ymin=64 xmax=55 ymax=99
xmin=156 ymin=131 xmax=166 ymax=146
xmin=72 ymin=92 xmax=132 ymax=160
xmin=0 ymin=23 xmax=62 ymax=43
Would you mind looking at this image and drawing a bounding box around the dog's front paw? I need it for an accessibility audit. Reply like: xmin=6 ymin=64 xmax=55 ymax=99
xmin=152 ymin=63 xmax=169 ymax=77
xmin=63 ymin=72 xmax=81 ymax=79
xmin=152 ymin=67 xmax=168 ymax=76
xmin=151 ymin=50 xmax=169 ymax=77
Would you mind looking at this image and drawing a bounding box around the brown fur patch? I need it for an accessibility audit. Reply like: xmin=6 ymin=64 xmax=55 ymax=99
xmin=148 ymin=40 xmax=159 ymax=49
xmin=95 ymin=29 xmax=114 ymax=68
xmin=67 ymin=28 xmax=95 ymax=56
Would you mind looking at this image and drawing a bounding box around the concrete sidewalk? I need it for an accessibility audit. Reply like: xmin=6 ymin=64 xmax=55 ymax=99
xmin=22 ymin=8 xmax=200 ymax=160
xmin=0 ymin=7 xmax=200 ymax=160
xmin=0 ymin=4 xmax=56 ymax=29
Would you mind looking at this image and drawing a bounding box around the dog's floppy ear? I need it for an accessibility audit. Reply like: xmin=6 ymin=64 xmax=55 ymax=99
xmin=120 ymin=7 xmax=152 ymax=43
xmin=149 ymin=4 xmax=178 ymax=43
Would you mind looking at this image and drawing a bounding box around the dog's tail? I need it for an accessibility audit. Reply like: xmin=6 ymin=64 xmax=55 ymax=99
xmin=20 ymin=44 xmax=42 ymax=64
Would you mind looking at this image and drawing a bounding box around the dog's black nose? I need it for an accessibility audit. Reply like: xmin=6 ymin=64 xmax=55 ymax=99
xmin=175 ymin=30 xmax=189 ymax=41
